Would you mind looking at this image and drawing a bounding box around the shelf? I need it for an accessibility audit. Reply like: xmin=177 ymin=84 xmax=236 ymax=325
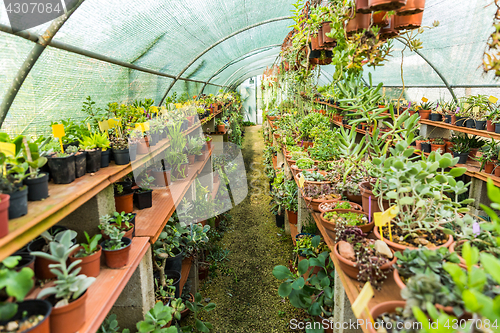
xmin=0 ymin=123 xmax=203 ymax=262
xmin=134 ymin=147 xmax=213 ymax=244
xmin=419 ymin=119 xmax=500 ymax=140
xmin=27 ymin=237 xmax=151 ymax=333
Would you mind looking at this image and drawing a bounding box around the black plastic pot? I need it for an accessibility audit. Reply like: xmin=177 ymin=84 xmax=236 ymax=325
xmin=24 ymin=173 xmax=49 ymax=201
xmin=276 ymin=214 xmax=285 ymax=228
xmin=496 ymin=123 xmax=500 ymax=134
xmin=75 ymin=152 xmax=87 ymax=178
xmin=13 ymin=251 xmax=35 ymax=270
xmin=165 ymin=249 xmax=183 ymax=273
xmin=115 ymin=181 xmax=133 ymax=194
xmin=421 ymin=143 xmax=431 ymax=153
xmin=129 ymin=143 xmax=137 ymax=161
xmin=165 ymin=270 xmax=182 ymax=298
xmin=8 ymin=187 xmax=28 ymax=219
xmin=0 ymin=300 xmax=52 ymax=332
xmin=455 ymin=117 xmax=466 ymax=127
xmin=101 ymin=149 xmax=110 ymax=168
xmin=465 ymin=119 xmax=475 ymax=128
xmin=444 ymin=115 xmax=452 ymax=124
xmin=430 ymin=113 xmax=442 ymax=121
xmin=113 ymin=149 xmax=130 ymax=165
xmin=476 ymin=120 xmax=487 ymax=131
xmin=86 ymin=149 xmax=102 ymax=173
xmin=48 ymin=155 xmax=75 ymax=184
xmin=134 ymin=190 xmax=153 ymax=210
xmin=453 ymin=152 xmax=469 ymax=164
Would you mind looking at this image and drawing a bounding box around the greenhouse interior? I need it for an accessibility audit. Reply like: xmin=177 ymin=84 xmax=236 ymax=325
xmin=2 ymin=0 xmax=500 ymax=332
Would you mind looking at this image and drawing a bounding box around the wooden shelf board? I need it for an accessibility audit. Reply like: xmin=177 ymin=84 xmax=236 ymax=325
xmin=419 ymin=119 xmax=500 ymax=140
xmin=0 ymin=124 xmax=203 ymax=262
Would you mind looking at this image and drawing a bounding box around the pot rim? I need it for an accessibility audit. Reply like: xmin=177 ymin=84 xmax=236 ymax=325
xmin=101 ymin=237 xmax=132 ymax=252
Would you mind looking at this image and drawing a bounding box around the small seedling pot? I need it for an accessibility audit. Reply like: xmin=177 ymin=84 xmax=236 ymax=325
xmin=49 ymin=291 xmax=87 ymax=333
xmin=475 ymin=120 xmax=487 ymax=131
xmin=25 ymin=173 xmax=49 ymax=201
xmin=113 ymin=148 xmax=130 ymax=165
xmin=8 ymin=187 xmax=28 ymax=219
xmin=134 ymin=190 xmax=153 ymax=210
xmin=47 ymin=155 xmax=75 ymax=184
xmin=165 ymin=249 xmax=184 ymax=273
xmin=114 ymin=192 xmax=134 ymax=214
xmin=69 ymin=245 xmax=102 ymax=278
xmin=286 ymin=210 xmax=297 ymax=225
xmin=275 ymin=213 xmax=284 ymax=228
xmin=101 ymin=149 xmax=110 ymax=168
xmin=74 ymin=152 xmax=87 ymax=178
xmin=101 ymin=237 xmax=132 ymax=268
xmin=85 ymin=148 xmax=102 ymax=173
xmin=0 ymin=300 xmax=52 ymax=333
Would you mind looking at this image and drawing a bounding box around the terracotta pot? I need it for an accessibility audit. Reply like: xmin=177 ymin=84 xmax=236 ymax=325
xmin=430 ymin=144 xmax=445 ymax=153
xmin=114 ymin=192 xmax=134 ymax=214
xmin=180 ymin=293 xmax=195 ymax=319
xmin=468 ymin=148 xmax=479 ymax=159
xmin=295 ymin=171 xmax=331 ymax=185
xmin=318 ymin=201 xmax=363 ymax=214
xmin=368 ymin=301 xmax=407 ymax=333
xmin=320 ymin=209 xmax=374 ymax=233
xmin=346 ymin=13 xmax=371 ymax=34
xmin=373 ymin=226 xmax=454 ymax=252
xmin=290 ymin=164 xmax=315 ymax=177
xmin=418 ymin=109 xmax=431 ymax=119
xmin=321 ymin=22 xmax=335 ymax=45
xmin=393 ymin=269 xmax=406 ymax=290
xmin=188 ymin=155 xmax=196 ymax=165
xmin=495 ymin=165 xmax=500 ymax=177
xmin=2 ymin=300 xmax=52 ymax=333
xmin=28 ymin=238 xmax=75 ymax=280
xmin=356 ymin=0 xmax=371 ymax=13
xmin=69 ymin=246 xmax=102 ymax=278
xmin=287 ymin=210 xmax=298 ymax=225
xmin=415 ymin=140 xmax=425 ymax=150
xmin=101 ymin=224 xmax=134 ymax=240
xmin=369 ymin=0 xmax=407 ymax=11
xmin=303 ymin=195 xmax=341 ymax=212
xmin=333 ymin=243 xmax=397 ymax=280
xmin=487 ymin=120 xmax=496 ymax=132
xmin=372 ymin=11 xmax=388 ymax=27
xmin=101 ymin=237 xmax=132 ymax=268
xmin=395 ymin=11 xmax=423 ymax=30
xmin=396 ymin=0 xmax=425 ymax=15
xmin=217 ymin=124 xmax=225 ymax=133
xmin=380 ymin=16 xmax=398 ymax=38
xmin=206 ymin=140 xmax=212 ymax=151
xmin=484 ymin=161 xmax=495 ymax=174
xmin=346 ymin=192 xmax=363 ymax=204
xmin=311 ymin=34 xmax=321 ymax=50
xmin=359 ymin=181 xmax=388 ymax=217
xmin=49 ymin=291 xmax=88 ymax=333
xmin=0 ymin=194 xmax=9 ymax=239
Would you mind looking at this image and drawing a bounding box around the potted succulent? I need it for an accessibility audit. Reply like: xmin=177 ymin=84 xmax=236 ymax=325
xmin=420 ymin=139 xmax=431 ymax=153
xmin=186 ymin=136 xmax=202 ymax=165
xmin=0 ymin=255 xmax=52 ymax=333
xmin=153 ymin=224 xmax=184 ymax=281
xmin=372 ymin=141 xmax=469 ymax=251
xmin=318 ymin=200 xmax=363 ymax=214
xmin=283 ymin=179 xmax=298 ymax=226
xmin=320 ymin=209 xmax=373 ymax=233
xmin=216 ymin=118 xmax=225 ymax=133
xmin=450 ymin=140 xmax=470 ymax=164
xmin=134 ymin=301 xmax=177 ymax=333
xmin=99 ymin=223 xmax=132 ymax=268
xmin=69 ymin=145 xmax=87 ymax=179
xmin=32 ymin=230 xmax=96 ymax=333
xmin=430 ymin=138 xmax=446 ymax=153
xmin=69 ymin=231 xmax=102 ymax=278
xmin=79 ymin=133 xmax=104 ymax=173
xmin=463 ymin=134 xmax=486 ymax=159
xmin=99 ymin=211 xmax=136 ymax=240
xmin=111 ymin=136 xmax=130 ymax=165
xmin=291 ymin=157 xmax=316 ymax=176
xmin=270 ymin=178 xmax=286 ymax=228
xmin=302 ymin=183 xmax=341 ymax=212
xmin=418 ymin=102 xmax=434 ymax=120
xmin=114 ymin=182 xmax=134 ymax=214
xmin=21 ymin=138 xmax=49 ymax=201
xmin=134 ymin=175 xmax=154 ymax=210
xmin=0 ymin=152 xmax=28 ymax=220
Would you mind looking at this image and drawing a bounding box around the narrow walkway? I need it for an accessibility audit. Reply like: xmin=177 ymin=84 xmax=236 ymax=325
xmin=197 ymin=125 xmax=308 ymax=332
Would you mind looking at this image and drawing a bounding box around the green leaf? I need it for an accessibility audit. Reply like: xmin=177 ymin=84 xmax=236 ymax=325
xmin=195 ymin=319 xmax=209 ymax=333
xmin=462 ymin=241 xmax=479 ymax=269
xmin=204 ymin=303 xmax=216 ymax=311
xmin=292 ymin=277 xmax=305 ymax=290
xmin=399 ymin=197 xmax=414 ymax=205
xmin=481 ymin=253 xmax=500 ymax=285
xmin=278 ymin=282 xmax=292 ymax=297
xmin=298 ymin=258 xmax=309 ymax=276
xmin=273 ymin=265 xmax=293 ymax=280
xmin=448 ymin=167 xmax=467 ymax=178
xmin=0 ymin=303 xmax=17 ymax=321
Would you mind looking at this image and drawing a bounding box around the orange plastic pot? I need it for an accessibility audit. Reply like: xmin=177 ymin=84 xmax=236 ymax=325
xmin=69 ymin=246 xmax=102 ymax=278
xmin=418 ymin=109 xmax=431 ymax=119
xmin=346 ymin=13 xmax=371 ymax=34
xmin=286 ymin=210 xmax=298 ymax=225
xmin=356 ymin=0 xmax=371 ymax=13
xmin=0 ymin=194 xmax=9 ymax=239
xmin=101 ymin=237 xmax=132 ymax=268
xmin=369 ymin=0 xmax=407 ymax=11
xmin=217 ymin=124 xmax=225 ymax=133
xmin=49 ymin=291 xmax=88 ymax=333
xmin=373 ymin=226 xmax=454 ymax=252
xmin=368 ymin=301 xmax=407 ymax=333
xmin=396 ymin=0 xmax=425 ymax=15
xmin=395 ymin=11 xmax=423 ymax=30
xmin=321 ymin=22 xmax=335 ymax=45
xmin=114 ymin=192 xmax=134 ymax=214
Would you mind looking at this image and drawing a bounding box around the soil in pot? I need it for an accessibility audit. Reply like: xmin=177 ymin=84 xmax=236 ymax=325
xmin=374 ymin=223 xmax=452 ymax=251
xmin=74 ymin=151 xmax=87 ymax=178
xmin=165 ymin=270 xmax=181 ymax=298
xmin=113 ymin=149 xmax=130 ymax=165
xmin=101 ymin=237 xmax=132 ymax=268
xmin=69 ymin=245 xmax=102 ymax=278
xmin=85 ymin=149 xmax=102 ymax=173
xmin=320 ymin=209 xmax=374 ymax=234
xmin=47 ymin=155 xmax=76 ymax=184
xmin=114 ymin=192 xmax=134 ymax=214
xmin=101 ymin=149 xmax=110 ymax=168
xmin=0 ymin=299 xmax=52 ymax=333
xmin=8 ymin=187 xmax=28 ymax=219
xmin=24 ymin=173 xmax=49 ymax=201
xmin=48 ymin=291 xmax=87 ymax=333
xmin=134 ymin=190 xmax=153 ymax=210
xmin=275 ymin=214 xmax=285 ymax=228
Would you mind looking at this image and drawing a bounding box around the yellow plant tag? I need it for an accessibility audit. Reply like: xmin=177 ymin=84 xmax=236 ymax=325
xmin=472 ymin=106 xmax=480 ymax=115
xmin=0 ymin=143 xmax=16 ymax=157
xmin=421 ymin=97 xmax=428 ymax=103
xmin=489 ymin=96 xmax=498 ymax=104
xmin=352 ymin=282 xmax=374 ymax=321
xmin=99 ymin=121 xmax=109 ymax=132
xmin=51 ymin=124 xmax=65 ymax=138
xmin=373 ymin=212 xmax=385 ymax=227
xmin=135 ymin=123 xmax=144 ymax=133
xmin=436 ymin=106 xmax=442 ymax=113
xmin=87 ymin=123 xmax=92 ymax=131
xmin=108 ymin=118 xmax=121 ymax=129
xmin=298 ymin=174 xmax=305 ymax=188
xmin=143 ymin=122 xmax=150 ymax=132
xmin=464 ymin=103 xmax=470 ymax=111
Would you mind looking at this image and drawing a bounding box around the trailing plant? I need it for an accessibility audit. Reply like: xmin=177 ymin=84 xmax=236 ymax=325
xmin=295 ymin=157 xmax=314 ymax=170
xmin=294 ymin=235 xmax=329 ymax=259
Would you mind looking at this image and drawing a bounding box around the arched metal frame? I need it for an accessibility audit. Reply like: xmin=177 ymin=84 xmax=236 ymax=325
xmin=158 ymin=16 xmax=293 ymax=105
xmin=199 ymin=44 xmax=282 ymax=95
xmin=0 ymin=0 xmax=84 ymax=127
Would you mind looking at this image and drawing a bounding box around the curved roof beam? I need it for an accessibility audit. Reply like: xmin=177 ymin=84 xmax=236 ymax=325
xmin=199 ymin=44 xmax=282 ymax=95
xmin=0 ymin=0 xmax=84 ymax=128
xmin=158 ymin=16 xmax=293 ymax=105
xmin=220 ymin=53 xmax=280 ymax=87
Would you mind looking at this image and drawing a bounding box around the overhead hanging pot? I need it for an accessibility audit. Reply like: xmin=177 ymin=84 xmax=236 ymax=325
xmin=394 ymin=11 xmax=423 ymax=30
xmin=380 ymin=15 xmax=398 ymax=39
xmin=321 ymin=22 xmax=336 ymax=46
xmin=372 ymin=11 xmax=388 ymax=27
xmin=368 ymin=0 xmax=407 ymax=11
xmin=346 ymin=13 xmax=371 ymax=34
xmin=355 ymin=0 xmax=371 ymax=13
xmin=396 ymin=0 xmax=425 ymax=16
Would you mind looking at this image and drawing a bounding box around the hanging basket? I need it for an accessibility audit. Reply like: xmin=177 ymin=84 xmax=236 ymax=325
xmin=355 ymin=0 xmax=371 ymax=13
xmin=368 ymin=0 xmax=407 ymax=11
xmin=394 ymin=11 xmax=423 ymax=30
xmin=346 ymin=13 xmax=371 ymax=34
xmin=380 ymin=15 xmax=399 ymax=38
xmin=372 ymin=11 xmax=388 ymax=27
xmin=321 ymin=22 xmax=336 ymax=46
xmin=396 ymin=0 xmax=425 ymax=16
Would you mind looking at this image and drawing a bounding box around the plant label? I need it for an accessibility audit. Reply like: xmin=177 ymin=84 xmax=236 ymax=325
xmin=352 ymin=282 xmax=374 ymax=324
xmin=143 ymin=122 xmax=150 ymax=132
xmin=108 ymin=118 xmax=121 ymax=129
xmin=150 ymin=106 xmax=159 ymax=114
xmin=135 ymin=123 xmax=144 ymax=133
xmin=463 ymin=103 xmax=470 ymax=111
xmin=298 ymin=174 xmax=305 ymax=188
xmin=0 ymin=142 xmax=16 ymax=157
xmin=472 ymin=106 xmax=480 ymax=115
xmin=87 ymin=123 xmax=92 ymax=131
xmin=421 ymin=97 xmax=428 ymax=103
xmin=489 ymin=96 xmax=498 ymax=104
xmin=99 ymin=121 xmax=109 ymax=132
xmin=51 ymin=124 xmax=65 ymax=138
